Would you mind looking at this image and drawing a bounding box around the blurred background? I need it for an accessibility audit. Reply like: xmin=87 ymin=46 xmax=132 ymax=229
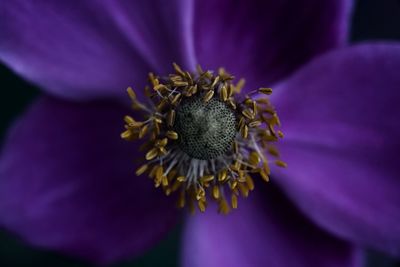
xmin=1 ymin=0 xmax=400 ymax=266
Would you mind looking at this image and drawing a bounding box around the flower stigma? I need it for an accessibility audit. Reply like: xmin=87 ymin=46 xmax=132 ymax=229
xmin=121 ymin=64 xmax=286 ymax=214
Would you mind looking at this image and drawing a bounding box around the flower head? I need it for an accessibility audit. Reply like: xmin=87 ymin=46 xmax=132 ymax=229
xmin=121 ymin=64 xmax=285 ymax=213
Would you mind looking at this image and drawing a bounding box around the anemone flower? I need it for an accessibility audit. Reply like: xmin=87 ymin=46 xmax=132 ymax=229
xmin=0 ymin=1 xmax=399 ymax=267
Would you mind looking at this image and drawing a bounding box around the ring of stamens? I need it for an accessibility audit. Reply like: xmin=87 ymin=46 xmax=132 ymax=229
xmin=121 ymin=63 xmax=286 ymax=214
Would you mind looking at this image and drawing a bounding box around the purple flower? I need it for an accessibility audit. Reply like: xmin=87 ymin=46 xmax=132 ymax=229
xmin=0 ymin=0 xmax=399 ymax=266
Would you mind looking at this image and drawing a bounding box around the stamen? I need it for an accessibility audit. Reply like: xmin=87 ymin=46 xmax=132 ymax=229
xmin=121 ymin=64 xmax=285 ymax=214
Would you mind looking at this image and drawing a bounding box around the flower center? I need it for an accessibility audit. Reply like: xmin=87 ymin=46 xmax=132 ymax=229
xmin=121 ymin=63 xmax=286 ymax=214
xmin=174 ymin=97 xmax=236 ymax=160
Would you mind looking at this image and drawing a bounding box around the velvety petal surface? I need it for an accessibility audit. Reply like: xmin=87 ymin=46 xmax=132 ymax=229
xmin=194 ymin=0 xmax=353 ymax=92
xmin=273 ymin=43 xmax=400 ymax=256
xmin=0 ymin=97 xmax=179 ymax=264
xmin=182 ymin=185 xmax=363 ymax=267
xmin=0 ymin=0 xmax=196 ymax=100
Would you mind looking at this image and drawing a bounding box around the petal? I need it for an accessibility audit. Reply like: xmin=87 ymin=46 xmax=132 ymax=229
xmin=193 ymin=0 xmax=353 ymax=92
xmin=0 ymin=97 xmax=179 ymax=264
xmin=182 ymin=185 xmax=363 ymax=267
xmin=273 ymin=43 xmax=400 ymax=256
xmin=0 ymin=0 xmax=196 ymax=100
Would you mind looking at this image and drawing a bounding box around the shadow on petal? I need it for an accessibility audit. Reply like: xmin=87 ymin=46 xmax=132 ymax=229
xmin=0 ymin=97 xmax=180 ymax=264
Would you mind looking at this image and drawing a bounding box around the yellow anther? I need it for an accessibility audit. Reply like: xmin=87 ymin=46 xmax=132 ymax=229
xmin=171 ymin=93 xmax=181 ymax=105
xmin=124 ymin=115 xmax=135 ymax=124
xmin=173 ymin=62 xmax=185 ymax=76
xmin=166 ymin=131 xmax=179 ymax=140
xmin=196 ymin=64 xmax=204 ymax=74
xmin=231 ymin=194 xmax=238 ymax=209
xmin=139 ymin=124 xmax=148 ymax=139
xmin=177 ymin=176 xmax=187 ymax=182
xmin=158 ymin=138 xmax=168 ymax=147
xmin=242 ymin=109 xmax=255 ymax=120
xmin=167 ymin=169 xmax=177 ymax=181
xmin=248 ymin=120 xmax=262 ymax=128
xmin=120 ymin=130 xmax=132 ymax=139
xmin=167 ymin=109 xmax=176 ymax=127
xmin=135 ymin=164 xmax=149 ymax=176
xmin=148 ymin=72 xmax=158 ymax=87
xmin=129 ymin=121 xmax=144 ymax=128
xmin=155 ymin=165 xmax=163 ymax=180
xmin=233 ymin=141 xmax=239 ymax=154
xmin=238 ymin=183 xmax=249 ymax=197
xmin=161 ymin=175 xmax=169 ymax=187
xmin=190 ymin=84 xmax=198 ymax=94
xmin=145 ymin=148 xmax=158 ymax=160
xmin=241 ymin=125 xmax=249 ymax=139
xmin=153 ymin=117 xmax=163 ymax=124
xmin=228 ymin=98 xmax=237 ymax=109
xmin=203 ymin=90 xmax=214 ymax=102
xmin=170 ymin=180 xmax=182 ymax=192
xmin=158 ymin=147 xmax=168 ymax=155
xmin=249 ymin=151 xmax=261 ymax=165
xmin=198 ymin=200 xmax=206 ymax=212
xmin=154 ymin=177 xmax=162 ymax=188
xmin=210 ymin=76 xmax=220 ymax=89
xmin=234 ymin=78 xmax=245 ymax=93
xmin=236 ymin=172 xmax=246 ymax=183
xmin=127 ymin=87 xmax=137 ymax=100
xmin=259 ymin=87 xmax=273 ymax=95
xmin=220 ymin=85 xmax=228 ymax=101
xmin=238 ymin=117 xmax=245 ymax=129
xmin=218 ymin=198 xmax=230 ymax=214
xmin=200 ymin=175 xmax=215 ymax=183
xmin=156 ymin=99 xmax=167 ymax=111
xmin=227 ymin=84 xmax=234 ymax=97
xmin=252 ymin=101 xmax=258 ymax=115
xmin=148 ymin=165 xmax=159 ymax=178
xmin=212 ymin=185 xmax=220 ymax=199
xmin=246 ymin=175 xmax=255 ymax=191
xmin=173 ymin=81 xmax=189 ymax=87
xmin=196 ymin=187 xmax=206 ymax=201
xmin=154 ymin=84 xmax=168 ymax=91
xmin=259 ymin=170 xmax=270 ymax=182
xmin=218 ymin=169 xmax=228 ymax=182
xmin=263 ymin=162 xmax=271 ymax=175
xmin=268 ymin=146 xmax=280 ymax=157
xmin=275 ymin=160 xmax=287 ymax=168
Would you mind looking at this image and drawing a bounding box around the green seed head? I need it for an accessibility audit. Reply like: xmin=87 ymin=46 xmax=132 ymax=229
xmin=174 ymin=97 xmax=236 ymax=160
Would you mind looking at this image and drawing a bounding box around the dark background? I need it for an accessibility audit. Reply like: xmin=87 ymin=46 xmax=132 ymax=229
xmin=0 ymin=0 xmax=400 ymax=266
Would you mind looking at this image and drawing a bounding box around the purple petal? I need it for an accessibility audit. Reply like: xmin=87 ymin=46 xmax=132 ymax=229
xmin=193 ymin=0 xmax=353 ymax=92
xmin=0 ymin=97 xmax=179 ymax=264
xmin=0 ymin=0 xmax=196 ymax=100
xmin=182 ymin=185 xmax=363 ymax=267
xmin=273 ymin=43 xmax=400 ymax=256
